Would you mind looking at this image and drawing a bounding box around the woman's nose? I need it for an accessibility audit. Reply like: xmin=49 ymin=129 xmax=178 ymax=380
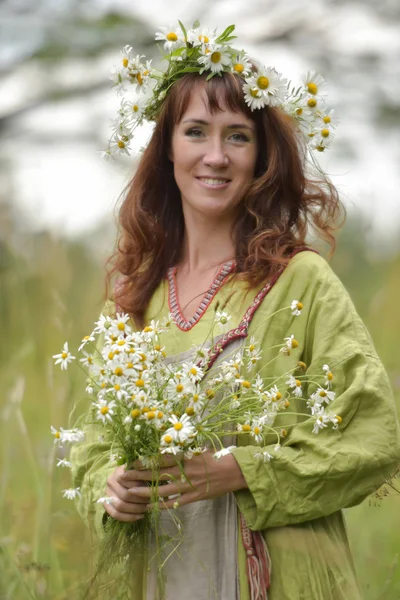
xmin=202 ymin=139 xmax=229 ymax=168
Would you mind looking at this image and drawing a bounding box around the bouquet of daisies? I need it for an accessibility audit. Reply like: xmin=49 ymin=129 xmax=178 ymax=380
xmin=51 ymin=301 xmax=340 ymax=596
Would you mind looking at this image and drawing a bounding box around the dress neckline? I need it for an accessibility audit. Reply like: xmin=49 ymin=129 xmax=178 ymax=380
xmin=167 ymin=261 xmax=236 ymax=332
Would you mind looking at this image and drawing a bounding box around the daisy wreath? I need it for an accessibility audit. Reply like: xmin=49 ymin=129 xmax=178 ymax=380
xmin=103 ymin=20 xmax=337 ymax=159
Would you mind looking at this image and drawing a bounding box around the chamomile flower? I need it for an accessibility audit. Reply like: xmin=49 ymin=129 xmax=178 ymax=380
xmin=166 ymin=414 xmax=196 ymax=443
xmin=286 ymin=375 xmax=303 ymax=397
xmin=58 ymin=428 xmax=85 ymax=444
xmin=166 ymin=376 xmax=194 ymax=399
xmin=311 ymin=387 xmax=336 ymax=404
xmin=53 ymin=342 xmax=76 ymax=371
xmin=243 ymin=82 xmax=269 ymax=110
xmin=244 ymin=67 xmax=287 ymax=108
xmin=109 ymin=133 xmax=132 ymax=157
xmin=322 ymin=364 xmax=334 ymax=387
xmin=254 ymin=450 xmax=273 ymax=462
xmin=312 ymin=408 xmax=330 ymax=434
xmin=310 ymin=126 xmax=335 ymax=152
xmin=80 ymin=352 xmax=94 ymax=368
xmin=280 ymin=334 xmax=299 ymax=354
xmin=231 ymin=51 xmax=252 ymax=77
xmin=188 ymin=26 xmax=217 ymax=47
xmin=213 ymin=446 xmax=236 ymax=459
xmin=62 ymin=487 xmax=81 ymax=500
xmin=215 ymin=310 xmax=231 ymax=329
xmin=51 ymin=426 xmax=62 ymax=445
xmin=182 ymin=363 xmax=204 ymax=383
xmin=93 ymin=398 xmax=116 ymax=424
xmin=155 ymin=26 xmax=184 ymax=52
xmin=316 ymin=108 xmax=337 ymax=130
xmin=78 ymin=334 xmax=96 ymax=352
xmin=291 ymin=300 xmax=303 ymax=316
xmin=198 ymin=44 xmax=232 ymax=74
xmin=302 ymin=71 xmax=327 ymax=97
xmin=120 ymin=45 xmax=136 ymax=70
xmin=109 ymin=313 xmax=131 ymax=337
xmin=56 ymin=458 xmax=72 ymax=468
xmin=249 ymin=420 xmax=264 ymax=443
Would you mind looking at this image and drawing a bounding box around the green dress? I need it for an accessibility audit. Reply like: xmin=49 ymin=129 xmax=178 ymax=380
xmin=71 ymin=250 xmax=400 ymax=599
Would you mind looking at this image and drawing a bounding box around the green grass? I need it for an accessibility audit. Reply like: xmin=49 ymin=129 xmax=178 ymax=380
xmin=1 ymin=218 xmax=399 ymax=598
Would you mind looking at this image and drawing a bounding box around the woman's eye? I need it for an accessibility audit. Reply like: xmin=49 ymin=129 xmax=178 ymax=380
xmin=230 ymin=132 xmax=249 ymax=142
xmin=185 ymin=128 xmax=203 ymax=138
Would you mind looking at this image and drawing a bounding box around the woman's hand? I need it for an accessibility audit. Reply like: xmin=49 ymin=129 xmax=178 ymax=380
xmin=103 ymin=465 xmax=149 ymax=522
xmin=125 ymin=451 xmax=248 ymax=510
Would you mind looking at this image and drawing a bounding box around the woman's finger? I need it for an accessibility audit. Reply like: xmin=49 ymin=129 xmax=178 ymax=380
xmin=104 ymin=502 xmax=145 ymax=522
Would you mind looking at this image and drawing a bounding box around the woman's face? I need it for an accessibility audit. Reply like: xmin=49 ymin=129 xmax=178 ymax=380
xmin=170 ymin=87 xmax=258 ymax=223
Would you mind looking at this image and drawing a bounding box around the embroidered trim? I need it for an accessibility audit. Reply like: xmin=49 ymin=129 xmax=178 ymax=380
xmin=167 ymin=261 xmax=236 ymax=332
xmin=205 ymin=248 xmax=317 ymax=369
xmin=240 ymin=513 xmax=271 ymax=599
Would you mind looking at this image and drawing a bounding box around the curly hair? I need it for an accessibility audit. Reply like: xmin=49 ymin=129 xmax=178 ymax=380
xmin=107 ymin=72 xmax=345 ymax=327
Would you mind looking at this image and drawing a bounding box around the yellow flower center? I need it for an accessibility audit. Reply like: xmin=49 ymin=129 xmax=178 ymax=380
xmin=136 ymin=379 xmax=145 ymax=387
xmin=297 ymin=302 xmax=303 ymax=310
xmin=136 ymin=73 xmax=143 ymax=85
xmin=297 ymin=361 xmax=307 ymax=370
xmin=100 ymin=382 xmax=106 ymax=389
xmin=186 ymin=407 xmax=195 ymax=416
xmin=250 ymin=88 xmax=259 ymax=98
xmin=122 ymin=58 xmax=129 ymax=68
xmin=154 ymin=344 xmax=161 ymax=351
xmin=176 ymin=383 xmax=184 ymax=393
xmin=61 ymin=352 xmax=68 ymax=359
xmin=117 ymin=141 xmax=125 ymax=149
xmin=174 ymin=422 xmax=183 ymax=431
xmin=335 ymin=415 xmax=342 ymax=424
xmin=157 ymin=411 xmax=164 ymax=419
xmin=257 ymin=76 xmax=269 ymax=90
xmin=295 ymin=108 xmax=303 ymax=116
xmin=284 ymin=400 xmax=290 ymax=408
xmin=241 ymin=380 xmax=251 ymax=389
xmin=131 ymin=409 xmax=140 ymax=418
xmin=132 ymin=104 xmax=139 ymax=112
xmin=307 ymin=98 xmax=317 ymax=108
xmin=211 ymin=51 xmax=221 ymax=64
xmin=323 ymin=115 xmax=331 ymax=124
xmin=276 ymin=391 xmax=282 ymax=400
xmin=140 ymin=353 xmax=147 ymax=362
xmin=321 ymin=129 xmax=330 ymax=138
xmin=114 ymin=367 xmax=123 ymax=376
xmin=249 ymin=344 xmax=255 ymax=352
xmin=253 ymin=426 xmax=261 ymax=435
xmin=327 ymin=372 xmax=334 ymax=381
xmin=198 ymin=34 xmax=209 ymax=43
xmin=234 ymin=63 xmax=244 ymax=73
xmin=127 ymin=362 xmax=133 ymax=369
xmin=319 ymin=390 xmax=327 ymax=397
xmin=193 ymin=394 xmax=199 ymax=403
xmin=117 ymin=340 xmax=125 ymax=346
xmin=166 ymin=32 xmax=178 ymax=41
xmin=114 ymin=384 xmax=120 ymax=391
xmin=292 ymin=339 xmax=299 ymax=348
xmin=146 ymin=411 xmax=156 ymax=420
xmin=316 ymin=145 xmax=325 ymax=152
xmin=163 ymin=434 xmax=173 ymax=444
xmin=206 ymin=390 xmax=215 ymax=399
xmin=87 ymin=356 xmax=93 ymax=364
xmin=142 ymin=407 xmax=149 ymax=413
xmin=242 ymin=424 xmax=251 ymax=432
xmin=190 ymin=368 xmax=197 ymax=376
xmin=54 ymin=431 xmax=60 ymax=439
xmin=295 ymin=379 xmax=301 ymax=387
xmin=307 ymin=82 xmax=318 ymax=95
xmin=280 ymin=428 xmax=288 ymax=438
xmin=108 ymin=352 xmax=114 ymax=360
xmin=143 ymin=326 xmax=153 ymax=332
xmin=100 ymin=406 xmax=109 ymax=415
xmin=117 ymin=322 xmax=125 ymax=331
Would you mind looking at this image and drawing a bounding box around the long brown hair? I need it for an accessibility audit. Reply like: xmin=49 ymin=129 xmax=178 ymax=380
xmin=107 ymin=72 xmax=345 ymax=327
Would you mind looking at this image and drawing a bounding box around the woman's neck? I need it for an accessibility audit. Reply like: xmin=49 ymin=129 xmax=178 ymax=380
xmin=179 ymin=214 xmax=235 ymax=276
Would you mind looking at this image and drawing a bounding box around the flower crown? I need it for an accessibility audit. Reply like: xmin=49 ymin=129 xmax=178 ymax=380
xmin=103 ymin=20 xmax=336 ymax=159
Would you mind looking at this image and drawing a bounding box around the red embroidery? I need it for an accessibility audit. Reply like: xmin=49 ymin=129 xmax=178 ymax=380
xmin=167 ymin=261 xmax=236 ymax=332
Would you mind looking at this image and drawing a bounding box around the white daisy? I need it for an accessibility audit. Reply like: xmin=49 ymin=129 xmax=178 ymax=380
xmin=213 ymin=446 xmax=237 ymax=460
xmin=322 ymin=364 xmax=334 ymax=387
xmin=79 ymin=352 xmax=94 ymax=369
xmin=78 ymin=334 xmax=96 ymax=352
xmin=198 ymin=45 xmax=232 ymax=74
xmin=254 ymin=451 xmax=273 ymax=462
xmin=244 ymin=67 xmax=287 ymax=108
xmin=188 ymin=26 xmax=217 ymax=48
xmin=155 ymin=26 xmax=184 ymax=52
xmin=56 ymin=458 xmax=72 ymax=468
xmin=243 ymin=82 xmax=269 ymax=110
xmin=109 ymin=133 xmax=132 ymax=157
xmin=59 ymin=428 xmax=85 ymax=444
xmin=281 ymin=334 xmax=299 ymax=352
xmin=93 ymin=314 xmax=111 ymax=334
xmin=165 ymin=414 xmax=196 ymax=443
xmin=53 ymin=342 xmax=76 ymax=371
xmin=302 ymin=71 xmax=327 ymax=97
xmin=93 ymin=398 xmax=116 ymax=424
xmin=286 ymin=374 xmax=303 ymax=397
xmin=231 ymin=51 xmax=252 ymax=77
xmin=311 ymin=387 xmax=336 ymax=404
xmin=62 ymin=487 xmax=81 ymax=500
xmin=290 ymin=300 xmax=303 ymax=316
xmin=249 ymin=421 xmax=264 ymax=443
xmin=109 ymin=313 xmax=132 ymax=337
xmin=312 ymin=408 xmax=330 ymax=434
xmin=166 ymin=376 xmax=194 ymax=400
xmin=215 ymin=310 xmax=231 ymax=329
xmin=310 ymin=126 xmax=335 ymax=151
xmin=182 ymin=363 xmax=204 ymax=383
xmin=96 ymin=496 xmax=116 ymax=505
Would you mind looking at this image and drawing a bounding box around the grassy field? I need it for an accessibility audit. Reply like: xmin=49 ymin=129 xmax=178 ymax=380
xmin=0 ymin=216 xmax=399 ymax=599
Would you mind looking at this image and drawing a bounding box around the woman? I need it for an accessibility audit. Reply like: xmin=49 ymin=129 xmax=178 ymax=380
xmin=71 ymin=32 xmax=400 ymax=600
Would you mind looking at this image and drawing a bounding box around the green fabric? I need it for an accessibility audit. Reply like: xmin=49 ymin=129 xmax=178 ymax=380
xmin=71 ymin=251 xmax=400 ymax=599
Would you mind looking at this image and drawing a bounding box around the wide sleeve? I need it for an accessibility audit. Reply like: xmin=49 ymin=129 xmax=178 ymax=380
xmin=231 ymin=257 xmax=400 ymax=531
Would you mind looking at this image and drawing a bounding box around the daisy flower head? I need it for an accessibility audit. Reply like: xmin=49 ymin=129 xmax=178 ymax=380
xmin=286 ymin=374 xmax=303 ymax=397
xmin=244 ymin=66 xmax=288 ymax=109
xmin=62 ymin=487 xmax=81 ymax=500
xmin=93 ymin=398 xmax=116 ymax=424
xmin=213 ymin=446 xmax=237 ymax=460
xmin=166 ymin=375 xmax=194 ymax=400
xmin=182 ymin=363 xmax=204 ymax=383
xmin=280 ymin=334 xmax=299 ymax=354
xmin=291 ymin=300 xmax=303 ymax=316
xmin=93 ymin=314 xmax=111 ymax=334
xmin=198 ymin=44 xmax=232 ymax=74
xmin=254 ymin=450 xmax=273 ymax=462
xmin=78 ymin=333 xmax=96 ymax=352
xmin=312 ymin=407 xmax=330 ymax=434
xmin=59 ymin=428 xmax=85 ymax=444
xmin=310 ymin=125 xmax=335 ymax=152
xmin=79 ymin=351 xmax=94 ymax=369
xmin=109 ymin=133 xmax=132 ymax=157
xmin=166 ymin=414 xmax=196 ymax=443
xmin=215 ymin=310 xmax=231 ymax=329
xmin=51 ymin=426 xmax=62 ymax=445
xmin=243 ymin=81 xmax=268 ymax=111
xmin=109 ymin=313 xmax=132 ymax=337
xmin=53 ymin=342 xmax=76 ymax=371
xmin=155 ymin=25 xmax=185 ymax=53
xmin=316 ymin=108 xmax=337 ymax=130
xmin=302 ymin=71 xmax=327 ymax=97
xmin=188 ymin=26 xmax=217 ymax=48
xmin=322 ymin=364 xmax=334 ymax=387
xmin=311 ymin=387 xmax=336 ymax=405
xmin=249 ymin=420 xmax=264 ymax=443
xmin=120 ymin=45 xmax=136 ymax=70
xmin=231 ymin=51 xmax=252 ymax=77
xmin=56 ymin=458 xmax=72 ymax=468
xmin=109 ymin=65 xmax=128 ymax=94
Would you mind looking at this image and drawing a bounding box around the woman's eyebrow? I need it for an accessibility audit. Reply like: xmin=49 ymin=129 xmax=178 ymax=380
xmin=182 ymin=118 xmax=254 ymax=131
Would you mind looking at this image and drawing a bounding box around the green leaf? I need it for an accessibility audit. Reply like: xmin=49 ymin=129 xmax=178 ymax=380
xmin=178 ymin=20 xmax=188 ymax=41
xmin=215 ymin=24 xmax=236 ymax=43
